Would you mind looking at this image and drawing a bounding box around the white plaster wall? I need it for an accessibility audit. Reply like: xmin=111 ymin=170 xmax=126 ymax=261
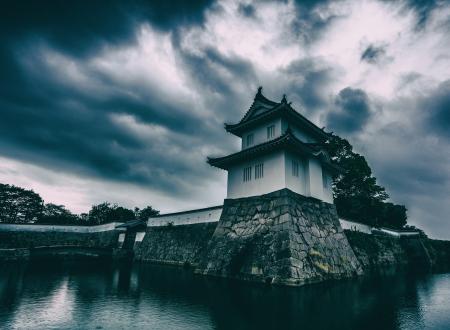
xmin=148 ymin=207 xmax=223 ymax=227
xmin=281 ymin=119 xmax=317 ymax=143
xmin=227 ymin=151 xmax=286 ymax=199
xmin=0 ymin=222 xmax=124 ymax=233
xmin=339 ymin=219 xmax=372 ymax=234
xmin=148 ymin=205 xmax=423 ymax=238
xmin=308 ymin=158 xmax=325 ymax=201
xmin=241 ymin=119 xmax=282 ymax=149
xmin=284 ymin=152 xmax=308 ymax=196
xmin=117 ymin=233 xmax=126 ymax=248
xmin=135 ymin=232 xmax=146 ymax=242
xmin=227 ymin=151 xmax=332 ymax=203
xmin=377 ymin=228 xmax=420 ymax=237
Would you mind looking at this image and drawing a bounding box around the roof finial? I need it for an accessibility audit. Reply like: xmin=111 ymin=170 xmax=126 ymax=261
xmin=281 ymin=94 xmax=287 ymax=104
xmin=257 ymin=86 xmax=263 ymax=95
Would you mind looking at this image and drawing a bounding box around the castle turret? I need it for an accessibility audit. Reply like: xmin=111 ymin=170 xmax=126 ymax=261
xmin=208 ymin=87 xmax=339 ymax=203
xmin=197 ymin=88 xmax=361 ymax=286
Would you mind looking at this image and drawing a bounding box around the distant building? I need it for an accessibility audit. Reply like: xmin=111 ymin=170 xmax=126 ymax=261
xmin=207 ymin=87 xmax=339 ymax=203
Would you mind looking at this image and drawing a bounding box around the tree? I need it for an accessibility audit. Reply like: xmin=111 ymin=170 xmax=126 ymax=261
xmin=0 ymin=183 xmax=44 ymax=223
xmin=36 ymin=203 xmax=79 ymax=225
xmin=87 ymin=202 xmax=136 ymax=225
xmin=379 ymin=203 xmax=407 ymax=229
xmin=135 ymin=206 xmax=159 ymax=221
xmin=88 ymin=202 xmax=114 ymax=225
xmin=109 ymin=206 xmax=135 ymax=222
xmin=326 ymin=133 xmax=407 ymax=228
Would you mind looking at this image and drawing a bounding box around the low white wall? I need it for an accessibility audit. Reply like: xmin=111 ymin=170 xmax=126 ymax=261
xmin=339 ymin=219 xmax=373 ymax=234
xmin=135 ymin=232 xmax=146 ymax=242
xmin=148 ymin=206 xmax=223 ymax=227
xmin=0 ymin=222 xmax=124 ymax=233
xmin=148 ymin=206 xmax=418 ymax=239
xmin=117 ymin=233 xmax=126 ymax=248
xmin=340 ymin=219 xmax=420 ymax=237
xmin=377 ymin=228 xmax=420 ymax=237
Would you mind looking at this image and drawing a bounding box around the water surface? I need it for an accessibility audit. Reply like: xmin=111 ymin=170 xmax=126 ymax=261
xmin=1 ymin=260 xmax=450 ymax=329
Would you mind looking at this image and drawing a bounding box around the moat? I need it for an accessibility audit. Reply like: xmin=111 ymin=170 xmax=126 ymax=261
xmin=1 ymin=260 xmax=450 ymax=330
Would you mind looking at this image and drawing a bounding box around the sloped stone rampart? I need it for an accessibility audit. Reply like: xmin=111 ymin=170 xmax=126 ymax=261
xmin=196 ymin=189 xmax=363 ymax=286
xmin=134 ymin=222 xmax=217 ymax=266
xmin=345 ymin=231 xmax=409 ymax=270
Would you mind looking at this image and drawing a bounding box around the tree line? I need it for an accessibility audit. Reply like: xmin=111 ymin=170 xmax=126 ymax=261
xmin=0 ymin=183 xmax=159 ymax=226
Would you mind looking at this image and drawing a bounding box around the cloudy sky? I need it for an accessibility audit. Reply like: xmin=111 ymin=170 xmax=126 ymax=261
xmin=1 ymin=0 xmax=449 ymax=238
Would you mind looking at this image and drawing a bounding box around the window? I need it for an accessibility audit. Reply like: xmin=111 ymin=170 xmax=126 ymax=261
xmin=246 ymin=133 xmax=254 ymax=147
xmin=255 ymin=163 xmax=264 ymax=179
xmin=267 ymin=125 xmax=275 ymax=139
xmin=243 ymin=166 xmax=252 ymax=182
xmin=292 ymin=160 xmax=299 ymax=177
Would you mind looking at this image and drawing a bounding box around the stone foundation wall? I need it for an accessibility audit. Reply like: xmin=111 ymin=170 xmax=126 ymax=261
xmin=134 ymin=222 xmax=217 ymax=266
xmin=196 ymin=189 xmax=362 ymax=286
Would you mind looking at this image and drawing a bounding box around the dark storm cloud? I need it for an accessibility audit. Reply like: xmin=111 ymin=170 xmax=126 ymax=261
xmin=291 ymin=0 xmax=342 ymax=45
xmin=422 ymin=79 xmax=450 ymax=138
xmin=0 ymin=0 xmax=214 ymax=56
xmin=0 ymin=0 xmax=219 ymax=196
xmin=171 ymin=32 xmax=258 ymax=123
xmin=282 ymin=58 xmax=336 ymax=111
xmin=402 ymin=0 xmax=443 ymax=29
xmin=238 ymin=3 xmax=256 ymax=17
xmin=326 ymin=88 xmax=372 ymax=134
xmin=361 ymin=44 xmax=387 ymax=64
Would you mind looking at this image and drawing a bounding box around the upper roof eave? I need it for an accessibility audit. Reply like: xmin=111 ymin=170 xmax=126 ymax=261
xmin=208 ymin=130 xmax=339 ymax=172
xmin=225 ymin=104 xmax=329 ymax=142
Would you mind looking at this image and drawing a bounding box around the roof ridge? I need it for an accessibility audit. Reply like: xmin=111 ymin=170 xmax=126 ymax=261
xmin=238 ymin=87 xmax=279 ymax=123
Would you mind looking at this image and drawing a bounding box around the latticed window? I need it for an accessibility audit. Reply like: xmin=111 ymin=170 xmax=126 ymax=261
xmin=292 ymin=160 xmax=299 ymax=177
xmin=267 ymin=125 xmax=275 ymax=139
xmin=246 ymin=133 xmax=254 ymax=147
xmin=255 ymin=163 xmax=264 ymax=179
xmin=243 ymin=166 xmax=252 ymax=182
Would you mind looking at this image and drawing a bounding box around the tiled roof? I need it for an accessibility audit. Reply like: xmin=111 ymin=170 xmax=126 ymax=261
xmin=208 ymin=129 xmax=341 ymax=173
xmin=225 ymin=87 xmax=328 ymax=141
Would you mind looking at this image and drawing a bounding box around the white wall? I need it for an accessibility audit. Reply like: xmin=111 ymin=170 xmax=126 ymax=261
xmin=280 ymin=118 xmax=317 ymax=143
xmin=148 ymin=206 xmax=223 ymax=227
xmin=284 ymin=152 xmax=308 ymax=196
xmin=241 ymin=119 xmax=282 ymax=149
xmin=0 ymin=222 xmax=124 ymax=233
xmin=135 ymin=232 xmax=146 ymax=242
xmin=148 ymin=206 xmax=377 ymax=239
xmin=227 ymin=151 xmax=286 ymax=199
xmin=240 ymin=117 xmax=319 ymax=149
xmin=308 ymin=158 xmax=326 ymax=201
xmin=227 ymin=151 xmax=333 ymax=203
xmin=339 ymin=219 xmax=372 ymax=234
xmin=233 ymin=113 xmax=333 ymax=201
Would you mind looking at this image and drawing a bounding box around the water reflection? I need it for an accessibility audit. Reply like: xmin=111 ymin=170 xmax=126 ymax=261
xmin=0 ymin=260 xmax=449 ymax=329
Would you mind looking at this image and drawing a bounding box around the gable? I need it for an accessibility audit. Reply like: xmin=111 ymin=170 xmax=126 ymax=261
xmin=239 ymin=87 xmax=279 ymax=123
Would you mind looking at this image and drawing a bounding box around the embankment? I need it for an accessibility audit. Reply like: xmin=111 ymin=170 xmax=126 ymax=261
xmin=134 ymin=222 xmax=217 ymax=266
xmin=0 ymin=223 xmax=122 ymax=260
xmin=345 ymin=231 xmax=450 ymax=273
